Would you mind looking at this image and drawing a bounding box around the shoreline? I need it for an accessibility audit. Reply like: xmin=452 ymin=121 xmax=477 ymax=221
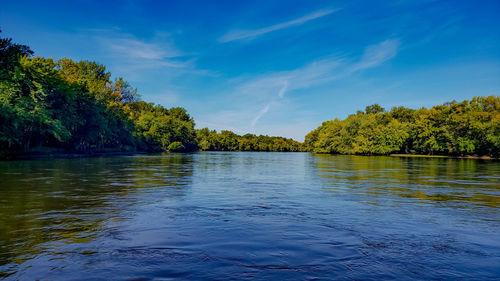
xmin=2 ymin=150 xmax=497 ymax=161
xmin=0 ymin=151 xmax=150 ymax=161
xmin=389 ymin=154 xmax=497 ymax=160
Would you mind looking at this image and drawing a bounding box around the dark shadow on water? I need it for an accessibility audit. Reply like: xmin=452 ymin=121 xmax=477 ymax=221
xmin=0 ymin=153 xmax=194 ymax=276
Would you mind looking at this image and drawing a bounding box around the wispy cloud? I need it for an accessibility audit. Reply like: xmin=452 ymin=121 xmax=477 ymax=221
xmin=238 ymin=57 xmax=344 ymax=101
xmin=242 ymin=58 xmax=342 ymax=127
xmin=219 ymin=8 xmax=340 ymax=43
xmin=250 ymin=80 xmax=290 ymax=127
xmin=78 ymin=29 xmax=217 ymax=84
xmin=351 ymin=39 xmax=400 ymax=71
xmin=278 ymin=80 xmax=288 ymax=98
xmin=233 ymin=39 xmax=400 ymax=128
xmin=95 ymin=31 xmax=189 ymax=69
xmin=107 ymin=38 xmax=182 ymax=60
xmin=251 ymin=80 xmax=288 ymax=127
xmin=251 ymin=104 xmax=271 ymax=127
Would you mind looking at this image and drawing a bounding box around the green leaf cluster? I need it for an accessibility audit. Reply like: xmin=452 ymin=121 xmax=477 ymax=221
xmin=2 ymin=31 xmax=498 ymax=158
xmin=306 ymin=98 xmax=500 ymax=157
xmin=0 ymin=31 xmax=196 ymax=156
xmin=196 ymin=128 xmax=304 ymax=152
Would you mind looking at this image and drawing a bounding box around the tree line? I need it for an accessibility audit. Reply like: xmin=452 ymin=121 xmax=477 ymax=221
xmin=0 ymin=31 xmax=303 ymax=158
xmin=305 ymin=97 xmax=499 ymax=157
xmin=196 ymin=128 xmax=304 ymax=152
xmin=1 ymin=31 xmax=498 ymax=158
xmin=0 ymin=30 xmax=197 ymax=157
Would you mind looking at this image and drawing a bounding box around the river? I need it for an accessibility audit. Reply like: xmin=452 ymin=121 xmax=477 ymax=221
xmin=0 ymin=152 xmax=499 ymax=280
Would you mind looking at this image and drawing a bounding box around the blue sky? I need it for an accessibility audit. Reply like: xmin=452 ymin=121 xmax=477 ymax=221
xmin=1 ymin=0 xmax=499 ymax=140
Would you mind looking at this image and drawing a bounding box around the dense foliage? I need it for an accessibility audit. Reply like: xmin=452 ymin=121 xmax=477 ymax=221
xmin=305 ymin=97 xmax=500 ymax=157
xmin=2 ymin=31 xmax=498 ymax=158
xmin=0 ymin=31 xmax=197 ymax=156
xmin=196 ymin=128 xmax=304 ymax=152
xmin=0 ymin=31 xmax=303 ymax=158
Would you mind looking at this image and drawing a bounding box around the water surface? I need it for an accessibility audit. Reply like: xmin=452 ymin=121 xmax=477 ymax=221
xmin=0 ymin=152 xmax=499 ymax=280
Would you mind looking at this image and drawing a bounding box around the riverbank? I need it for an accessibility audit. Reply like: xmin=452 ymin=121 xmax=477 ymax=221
xmin=3 ymin=150 xmax=498 ymax=161
xmin=0 ymin=150 xmax=150 ymax=161
xmin=390 ymin=154 xmax=497 ymax=160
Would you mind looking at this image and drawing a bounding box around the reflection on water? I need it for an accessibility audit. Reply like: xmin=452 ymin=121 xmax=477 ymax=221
xmin=313 ymin=155 xmax=500 ymax=208
xmin=0 ymin=154 xmax=194 ymax=277
xmin=0 ymin=152 xmax=499 ymax=280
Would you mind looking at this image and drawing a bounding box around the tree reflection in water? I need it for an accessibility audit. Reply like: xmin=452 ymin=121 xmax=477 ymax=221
xmin=313 ymin=154 xmax=500 ymax=208
xmin=0 ymin=153 xmax=194 ymax=276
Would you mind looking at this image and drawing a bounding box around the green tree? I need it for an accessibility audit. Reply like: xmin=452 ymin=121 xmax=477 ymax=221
xmin=306 ymin=96 xmax=499 ymax=157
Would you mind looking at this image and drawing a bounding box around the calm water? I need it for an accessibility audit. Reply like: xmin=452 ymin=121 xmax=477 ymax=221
xmin=0 ymin=152 xmax=499 ymax=280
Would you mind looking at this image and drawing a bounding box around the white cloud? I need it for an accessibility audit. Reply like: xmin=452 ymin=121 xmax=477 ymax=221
xmin=251 ymin=104 xmax=271 ymax=127
xmin=242 ymin=58 xmax=342 ymax=127
xmin=200 ymin=38 xmax=401 ymax=136
xmin=351 ymin=39 xmax=400 ymax=71
xmin=78 ymin=29 xmax=215 ymax=84
xmin=95 ymin=32 xmax=189 ymax=70
xmin=219 ymin=8 xmax=339 ymax=43
xmin=107 ymin=38 xmax=181 ymax=60
xmin=278 ymin=80 xmax=288 ymax=98
xmin=237 ymin=56 xmax=344 ymax=102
